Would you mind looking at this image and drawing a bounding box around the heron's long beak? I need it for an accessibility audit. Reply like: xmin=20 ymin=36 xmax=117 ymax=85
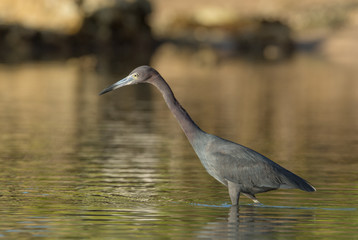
xmin=99 ymin=75 xmax=134 ymax=95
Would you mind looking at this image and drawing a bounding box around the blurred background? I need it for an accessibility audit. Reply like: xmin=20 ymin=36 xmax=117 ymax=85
xmin=1 ymin=0 xmax=358 ymax=65
xmin=0 ymin=0 xmax=357 ymax=239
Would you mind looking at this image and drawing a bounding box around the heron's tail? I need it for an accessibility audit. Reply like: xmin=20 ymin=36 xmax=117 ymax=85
xmin=295 ymin=178 xmax=316 ymax=192
xmin=278 ymin=168 xmax=316 ymax=192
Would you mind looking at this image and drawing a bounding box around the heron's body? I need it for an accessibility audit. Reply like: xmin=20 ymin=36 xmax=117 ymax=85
xmin=99 ymin=66 xmax=316 ymax=205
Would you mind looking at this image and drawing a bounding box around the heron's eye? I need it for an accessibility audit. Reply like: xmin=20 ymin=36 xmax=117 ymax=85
xmin=133 ymin=73 xmax=139 ymax=79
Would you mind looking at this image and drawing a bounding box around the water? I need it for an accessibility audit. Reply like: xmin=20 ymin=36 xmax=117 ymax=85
xmin=0 ymin=52 xmax=357 ymax=239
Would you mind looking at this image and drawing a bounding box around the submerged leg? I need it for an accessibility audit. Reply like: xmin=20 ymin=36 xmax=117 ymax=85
xmin=227 ymin=181 xmax=241 ymax=206
xmin=243 ymin=193 xmax=261 ymax=204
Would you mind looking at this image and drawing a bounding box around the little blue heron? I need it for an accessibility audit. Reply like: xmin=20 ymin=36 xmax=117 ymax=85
xmin=99 ymin=66 xmax=316 ymax=205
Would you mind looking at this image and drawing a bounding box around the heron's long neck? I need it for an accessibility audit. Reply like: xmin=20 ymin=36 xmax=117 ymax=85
xmin=149 ymin=76 xmax=203 ymax=142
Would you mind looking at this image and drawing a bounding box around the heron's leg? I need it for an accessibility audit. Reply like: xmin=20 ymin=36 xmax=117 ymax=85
xmin=227 ymin=180 xmax=241 ymax=206
xmin=243 ymin=193 xmax=261 ymax=204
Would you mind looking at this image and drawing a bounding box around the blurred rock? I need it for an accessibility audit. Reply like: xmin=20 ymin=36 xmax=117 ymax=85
xmin=0 ymin=0 xmax=82 ymax=34
xmin=152 ymin=1 xmax=358 ymax=62
xmin=0 ymin=0 xmax=153 ymax=65
xmin=161 ymin=8 xmax=294 ymax=61
xmin=236 ymin=19 xmax=294 ymax=60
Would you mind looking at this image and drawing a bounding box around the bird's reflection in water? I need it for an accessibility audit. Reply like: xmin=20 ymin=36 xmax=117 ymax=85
xmin=228 ymin=206 xmax=240 ymax=223
xmin=226 ymin=206 xmax=268 ymax=239
xmin=194 ymin=205 xmax=315 ymax=239
xmin=227 ymin=206 xmax=241 ymax=238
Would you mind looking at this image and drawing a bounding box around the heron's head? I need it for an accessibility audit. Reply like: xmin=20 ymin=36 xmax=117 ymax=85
xmin=99 ymin=66 xmax=159 ymax=95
